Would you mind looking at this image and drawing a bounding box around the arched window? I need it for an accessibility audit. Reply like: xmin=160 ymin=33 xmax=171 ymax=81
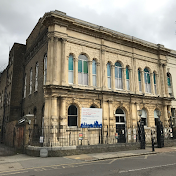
xmin=68 ymin=54 xmax=74 ymax=84
xmin=68 ymin=105 xmax=77 ymax=126
xmin=29 ymin=68 xmax=33 ymax=94
xmin=141 ymin=109 xmax=147 ymax=126
xmin=92 ymin=60 xmax=96 ymax=87
xmin=153 ymin=72 xmax=157 ymax=94
xmin=138 ymin=69 xmax=142 ymax=92
xmin=126 ymin=66 xmax=130 ymax=90
xmin=43 ymin=54 xmax=47 ymax=85
xmin=167 ymin=73 xmax=172 ymax=95
xmin=78 ymin=54 xmax=88 ymax=85
xmin=107 ymin=63 xmax=111 ymax=89
xmin=90 ymin=105 xmax=96 ymax=108
xmin=144 ymin=68 xmax=151 ymax=93
xmin=35 ymin=62 xmax=39 ymax=91
xmin=115 ymin=62 xmax=122 ymax=89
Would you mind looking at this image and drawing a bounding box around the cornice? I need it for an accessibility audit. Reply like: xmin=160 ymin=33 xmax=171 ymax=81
xmin=41 ymin=10 xmax=171 ymax=56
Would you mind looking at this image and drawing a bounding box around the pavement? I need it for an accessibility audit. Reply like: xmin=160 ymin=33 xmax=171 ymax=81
xmin=0 ymin=146 xmax=176 ymax=173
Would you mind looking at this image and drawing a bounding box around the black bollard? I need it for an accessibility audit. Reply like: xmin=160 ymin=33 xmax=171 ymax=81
xmin=151 ymin=130 xmax=155 ymax=152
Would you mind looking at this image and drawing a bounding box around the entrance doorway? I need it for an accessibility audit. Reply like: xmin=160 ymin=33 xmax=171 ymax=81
xmin=115 ymin=108 xmax=126 ymax=143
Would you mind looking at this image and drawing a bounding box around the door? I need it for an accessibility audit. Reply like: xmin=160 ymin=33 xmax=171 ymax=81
xmin=115 ymin=108 xmax=126 ymax=143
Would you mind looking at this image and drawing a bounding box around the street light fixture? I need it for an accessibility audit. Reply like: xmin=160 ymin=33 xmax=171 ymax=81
xmin=138 ymin=110 xmax=142 ymax=118
xmin=156 ymin=110 xmax=161 ymax=119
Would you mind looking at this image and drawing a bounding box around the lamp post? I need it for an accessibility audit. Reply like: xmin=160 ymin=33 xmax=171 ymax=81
xmin=156 ymin=110 xmax=164 ymax=148
xmin=137 ymin=109 xmax=145 ymax=149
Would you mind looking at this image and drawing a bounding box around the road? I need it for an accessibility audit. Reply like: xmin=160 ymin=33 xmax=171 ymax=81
xmin=1 ymin=151 xmax=176 ymax=176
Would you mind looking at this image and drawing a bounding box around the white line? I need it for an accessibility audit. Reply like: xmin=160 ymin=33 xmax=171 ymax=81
xmin=119 ymin=162 xmax=176 ymax=173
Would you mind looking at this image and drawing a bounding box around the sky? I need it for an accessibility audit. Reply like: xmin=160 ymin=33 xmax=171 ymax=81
xmin=0 ymin=0 xmax=176 ymax=71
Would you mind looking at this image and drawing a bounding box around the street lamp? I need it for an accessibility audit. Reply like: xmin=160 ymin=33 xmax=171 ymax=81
xmin=138 ymin=110 xmax=142 ymax=119
xmin=156 ymin=110 xmax=161 ymax=119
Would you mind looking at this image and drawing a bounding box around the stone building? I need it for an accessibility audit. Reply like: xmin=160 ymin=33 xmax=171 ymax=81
xmin=0 ymin=10 xmax=175 ymax=148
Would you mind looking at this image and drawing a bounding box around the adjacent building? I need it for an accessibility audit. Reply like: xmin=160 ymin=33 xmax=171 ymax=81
xmin=0 ymin=10 xmax=175 ymax=149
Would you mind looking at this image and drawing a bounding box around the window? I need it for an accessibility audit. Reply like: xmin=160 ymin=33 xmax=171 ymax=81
xmin=144 ymin=68 xmax=151 ymax=93
xmin=43 ymin=54 xmax=47 ymax=85
xmin=115 ymin=62 xmax=122 ymax=89
xmin=29 ymin=68 xmax=32 ymax=94
xmin=126 ymin=66 xmax=130 ymax=90
xmin=167 ymin=73 xmax=172 ymax=95
xmin=68 ymin=55 xmax=74 ymax=84
xmin=141 ymin=109 xmax=147 ymax=126
xmin=153 ymin=72 xmax=157 ymax=94
xmin=107 ymin=63 xmax=111 ymax=89
xmin=78 ymin=54 xmax=88 ymax=85
xmin=24 ymin=74 xmax=27 ymax=98
xmin=92 ymin=60 xmax=97 ymax=87
xmin=68 ymin=105 xmax=77 ymax=126
xmin=35 ymin=62 xmax=39 ymax=91
xmin=138 ymin=69 xmax=142 ymax=92
xmin=171 ymin=108 xmax=176 ymax=127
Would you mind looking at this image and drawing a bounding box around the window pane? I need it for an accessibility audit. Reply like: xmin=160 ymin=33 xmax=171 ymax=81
xmin=69 ymin=71 xmax=73 ymax=83
xmin=119 ymin=67 xmax=122 ymax=78
xmin=83 ymin=61 xmax=88 ymax=74
xmin=153 ymin=73 xmax=156 ymax=84
xmin=107 ymin=64 xmax=111 ymax=76
xmin=92 ymin=60 xmax=96 ymax=74
xmin=126 ymin=67 xmax=129 ymax=79
xmin=126 ymin=80 xmax=130 ymax=90
xmin=144 ymin=73 xmax=147 ymax=83
xmin=116 ymin=116 xmax=119 ymax=122
xmin=120 ymin=116 xmax=125 ymax=122
xmin=115 ymin=62 xmax=121 ymax=67
xmin=83 ymin=73 xmax=88 ymax=85
xmin=78 ymin=72 xmax=82 ymax=84
xmin=69 ymin=56 xmax=73 ymax=71
xmin=167 ymin=77 xmax=171 ymax=86
xmin=138 ymin=70 xmax=141 ymax=81
xmin=68 ymin=116 xmax=77 ymax=126
xmin=108 ymin=77 xmax=111 ymax=88
xmin=147 ymin=73 xmax=150 ymax=84
xmin=78 ymin=60 xmax=82 ymax=73
xmin=115 ymin=67 xmax=118 ymax=78
xmin=93 ymin=75 xmax=96 ymax=86
xmin=68 ymin=105 xmax=77 ymax=115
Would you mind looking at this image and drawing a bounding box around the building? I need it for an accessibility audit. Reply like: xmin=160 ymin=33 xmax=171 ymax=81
xmin=0 ymin=10 xmax=175 ymax=149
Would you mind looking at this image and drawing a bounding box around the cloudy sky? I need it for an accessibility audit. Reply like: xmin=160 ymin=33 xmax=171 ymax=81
xmin=0 ymin=0 xmax=176 ymax=71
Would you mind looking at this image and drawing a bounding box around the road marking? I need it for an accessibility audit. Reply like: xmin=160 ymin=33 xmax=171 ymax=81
xmin=144 ymin=155 xmax=148 ymax=159
xmin=119 ymin=162 xmax=176 ymax=173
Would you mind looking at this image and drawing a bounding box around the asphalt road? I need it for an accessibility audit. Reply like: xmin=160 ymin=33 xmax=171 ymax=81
xmin=1 ymin=152 xmax=176 ymax=176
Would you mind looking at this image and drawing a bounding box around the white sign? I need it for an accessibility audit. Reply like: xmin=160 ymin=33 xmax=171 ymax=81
xmin=40 ymin=136 xmax=44 ymax=143
xmin=81 ymin=108 xmax=102 ymax=128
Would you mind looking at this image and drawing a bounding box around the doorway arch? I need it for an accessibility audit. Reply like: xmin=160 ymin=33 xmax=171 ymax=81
xmin=115 ymin=108 xmax=126 ymax=143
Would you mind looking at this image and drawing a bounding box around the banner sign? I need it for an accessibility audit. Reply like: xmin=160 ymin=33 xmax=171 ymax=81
xmin=79 ymin=133 xmax=83 ymax=140
xmin=81 ymin=108 xmax=102 ymax=128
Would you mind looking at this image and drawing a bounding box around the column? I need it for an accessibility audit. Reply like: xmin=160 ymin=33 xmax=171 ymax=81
xmin=97 ymin=62 xmax=100 ymax=88
xmin=60 ymin=97 xmax=66 ymax=126
xmin=159 ymin=63 xmax=165 ymax=97
xmin=46 ymin=36 xmax=53 ymax=85
xmin=129 ymin=69 xmax=132 ymax=91
xmin=102 ymin=50 xmax=106 ymax=89
xmin=65 ymin=56 xmax=69 ymax=85
xmin=122 ymin=68 xmax=126 ymax=90
xmin=141 ymin=71 xmax=145 ymax=93
xmin=43 ymin=97 xmax=51 ymax=146
xmin=111 ymin=65 xmax=115 ymax=90
xmin=163 ymin=64 xmax=168 ymax=97
xmin=150 ymin=72 xmax=154 ymax=94
xmin=74 ymin=58 xmax=78 ymax=85
xmin=156 ymin=73 xmax=159 ymax=95
xmin=88 ymin=61 xmax=92 ymax=86
xmin=61 ymin=38 xmax=67 ymax=86
xmin=50 ymin=96 xmax=58 ymax=146
xmin=163 ymin=105 xmax=169 ymax=127
xmin=53 ymin=37 xmax=59 ymax=85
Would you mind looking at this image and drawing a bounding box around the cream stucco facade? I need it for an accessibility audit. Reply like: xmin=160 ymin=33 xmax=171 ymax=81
xmin=39 ymin=10 xmax=173 ymax=146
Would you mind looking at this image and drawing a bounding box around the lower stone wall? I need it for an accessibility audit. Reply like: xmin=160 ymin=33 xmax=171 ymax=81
xmin=164 ymin=139 xmax=176 ymax=147
xmin=26 ymin=142 xmax=140 ymax=157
